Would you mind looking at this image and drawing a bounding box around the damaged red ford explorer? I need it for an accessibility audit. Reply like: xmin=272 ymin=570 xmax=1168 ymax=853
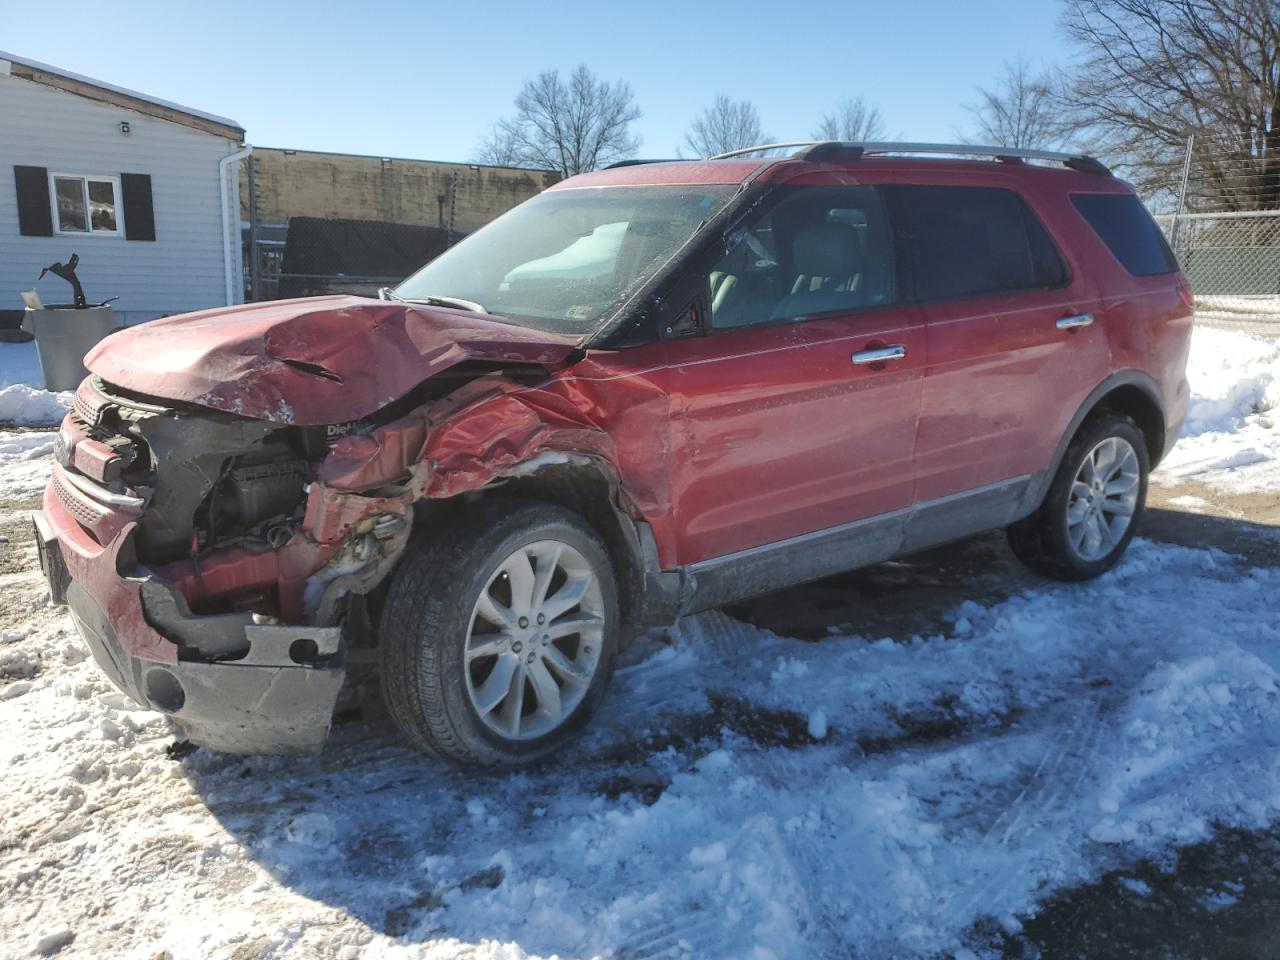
xmin=34 ymin=142 xmax=1192 ymax=766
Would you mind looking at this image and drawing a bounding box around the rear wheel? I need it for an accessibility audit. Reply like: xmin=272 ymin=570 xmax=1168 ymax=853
xmin=379 ymin=501 xmax=619 ymax=767
xmin=1007 ymin=413 xmax=1149 ymax=581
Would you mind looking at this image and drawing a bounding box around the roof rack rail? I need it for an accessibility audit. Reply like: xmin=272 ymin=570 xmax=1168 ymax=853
xmin=710 ymin=141 xmax=1111 ymax=175
xmin=603 ymin=158 xmax=686 ymax=169
xmin=708 ymin=141 xmax=822 ymax=159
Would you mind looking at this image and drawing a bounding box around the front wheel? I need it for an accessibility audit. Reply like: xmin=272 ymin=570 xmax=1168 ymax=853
xmin=1007 ymin=412 xmax=1149 ymax=581
xmin=379 ymin=501 xmax=619 ymax=767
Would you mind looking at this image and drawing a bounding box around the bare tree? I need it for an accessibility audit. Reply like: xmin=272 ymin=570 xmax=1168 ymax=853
xmin=473 ymin=125 xmax=521 ymax=168
xmin=967 ymin=60 xmax=1064 ymax=149
xmin=682 ymin=96 xmax=770 ymax=157
xmin=812 ymin=97 xmax=886 ymax=142
xmin=476 ymin=65 xmax=641 ymax=177
xmin=1060 ymin=0 xmax=1280 ymax=210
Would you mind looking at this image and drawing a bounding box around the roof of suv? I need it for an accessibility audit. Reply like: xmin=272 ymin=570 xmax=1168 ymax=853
xmin=551 ymin=142 xmax=1125 ymax=192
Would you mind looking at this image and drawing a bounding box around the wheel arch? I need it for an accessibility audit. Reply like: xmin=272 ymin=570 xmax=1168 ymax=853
xmin=1024 ymin=371 xmax=1165 ymax=513
xmin=413 ymin=454 xmax=675 ymax=641
xmin=1091 ymin=382 xmax=1166 ymax=465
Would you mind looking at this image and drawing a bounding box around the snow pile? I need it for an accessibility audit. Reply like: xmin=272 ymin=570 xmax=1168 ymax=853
xmin=1182 ymin=328 xmax=1278 ymax=437
xmin=0 ymin=340 xmax=73 ymax=427
xmin=0 ymin=329 xmax=65 ymax=500
xmin=0 ymin=385 xmax=72 ymax=427
xmin=0 ymin=430 xmax=58 ymax=500
xmin=1 ymin=537 xmax=1279 ymax=959
xmin=1196 ymin=294 xmax=1280 ymax=320
xmin=1090 ymin=646 xmax=1280 ymax=845
xmin=1157 ymin=326 xmax=1280 ymax=492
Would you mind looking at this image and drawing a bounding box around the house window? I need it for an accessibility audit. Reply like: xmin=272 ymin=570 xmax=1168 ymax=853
xmin=49 ymin=174 xmax=121 ymax=236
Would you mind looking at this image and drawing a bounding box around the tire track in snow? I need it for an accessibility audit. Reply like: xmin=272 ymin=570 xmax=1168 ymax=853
xmin=613 ymin=911 xmax=723 ymax=960
xmin=944 ymin=696 xmax=1105 ymax=930
xmin=605 ymin=611 xmax=845 ymax=959
xmin=610 ymin=810 xmax=831 ymax=960
xmin=601 ymin=610 xmax=771 ymax=728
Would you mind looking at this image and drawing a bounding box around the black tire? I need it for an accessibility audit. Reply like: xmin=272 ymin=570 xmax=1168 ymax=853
xmin=379 ymin=500 xmax=620 ymax=768
xmin=1007 ymin=412 xmax=1150 ymax=581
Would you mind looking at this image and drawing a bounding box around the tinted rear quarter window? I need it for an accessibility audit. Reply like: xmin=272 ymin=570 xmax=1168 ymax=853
xmin=894 ymin=185 xmax=1068 ymax=302
xmin=1071 ymin=193 xmax=1179 ymax=276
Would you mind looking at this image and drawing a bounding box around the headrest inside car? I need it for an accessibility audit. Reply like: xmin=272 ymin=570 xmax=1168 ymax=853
xmin=792 ymin=222 xmax=861 ymax=279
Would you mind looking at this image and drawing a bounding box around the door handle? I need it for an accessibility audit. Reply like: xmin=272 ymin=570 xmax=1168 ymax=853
xmin=1056 ymin=313 xmax=1094 ymax=330
xmin=852 ymin=345 xmax=907 ymax=365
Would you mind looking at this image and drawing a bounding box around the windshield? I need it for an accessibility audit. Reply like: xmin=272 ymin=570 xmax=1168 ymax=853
xmin=394 ymin=185 xmax=737 ymax=337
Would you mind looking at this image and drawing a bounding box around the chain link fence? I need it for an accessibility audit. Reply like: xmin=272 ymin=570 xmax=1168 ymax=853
xmin=1150 ymin=134 xmax=1280 ymax=334
xmin=1155 ymin=210 xmax=1280 ymax=328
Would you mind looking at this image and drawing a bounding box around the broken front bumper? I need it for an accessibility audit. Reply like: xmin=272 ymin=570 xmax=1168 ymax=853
xmin=35 ymin=487 xmax=345 ymax=754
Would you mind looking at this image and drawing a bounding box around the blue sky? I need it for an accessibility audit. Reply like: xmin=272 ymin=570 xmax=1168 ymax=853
xmin=4 ymin=0 xmax=1070 ymax=163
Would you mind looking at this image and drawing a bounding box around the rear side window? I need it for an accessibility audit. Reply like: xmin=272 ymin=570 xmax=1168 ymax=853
xmin=1072 ymin=193 xmax=1179 ymax=276
xmin=893 ymin=185 xmax=1068 ymax=302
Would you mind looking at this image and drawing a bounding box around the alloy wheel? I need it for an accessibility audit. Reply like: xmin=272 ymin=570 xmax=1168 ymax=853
xmin=463 ymin=539 xmax=605 ymax=741
xmin=1066 ymin=435 xmax=1141 ymax=562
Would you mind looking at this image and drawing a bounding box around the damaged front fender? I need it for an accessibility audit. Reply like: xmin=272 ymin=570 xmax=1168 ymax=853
xmin=316 ymin=353 xmax=673 ymax=523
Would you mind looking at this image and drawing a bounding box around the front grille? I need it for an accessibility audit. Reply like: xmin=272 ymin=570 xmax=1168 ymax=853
xmin=73 ymin=382 xmax=104 ymax=427
xmin=69 ymin=379 xmax=152 ymax=478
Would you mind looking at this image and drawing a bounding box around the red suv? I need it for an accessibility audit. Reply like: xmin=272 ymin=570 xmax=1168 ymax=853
xmin=34 ymin=142 xmax=1192 ymax=766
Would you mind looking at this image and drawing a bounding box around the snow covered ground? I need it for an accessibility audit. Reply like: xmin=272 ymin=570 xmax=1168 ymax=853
xmin=1 ymin=537 xmax=1277 ymax=959
xmin=0 ymin=322 xmax=1277 ymax=960
xmin=0 ymin=431 xmax=60 ymax=502
xmin=0 ymin=340 xmax=72 ymax=503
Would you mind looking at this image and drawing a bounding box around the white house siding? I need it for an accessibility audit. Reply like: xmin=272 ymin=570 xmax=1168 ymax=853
xmin=0 ymin=74 xmax=242 ymax=325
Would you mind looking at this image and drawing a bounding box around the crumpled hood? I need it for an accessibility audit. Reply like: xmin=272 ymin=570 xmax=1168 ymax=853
xmin=84 ymin=296 xmax=580 ymax=426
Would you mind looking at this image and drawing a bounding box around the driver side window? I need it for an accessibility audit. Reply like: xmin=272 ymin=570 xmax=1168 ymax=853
xmin=709 ymin=185 xmax=896 ymax=330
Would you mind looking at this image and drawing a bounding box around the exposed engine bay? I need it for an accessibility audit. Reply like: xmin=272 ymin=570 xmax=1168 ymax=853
xmin=63 ymin=376 xmax=417 ymax=664
xmin=78 ymin=380 xmax=333 ymax=564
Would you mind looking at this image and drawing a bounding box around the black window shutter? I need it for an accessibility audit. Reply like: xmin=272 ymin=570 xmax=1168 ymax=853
xmin=14 ymin=166 xmax=53 ymax=236
xmin=120 ymin=173 xmax=155 ymax=241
